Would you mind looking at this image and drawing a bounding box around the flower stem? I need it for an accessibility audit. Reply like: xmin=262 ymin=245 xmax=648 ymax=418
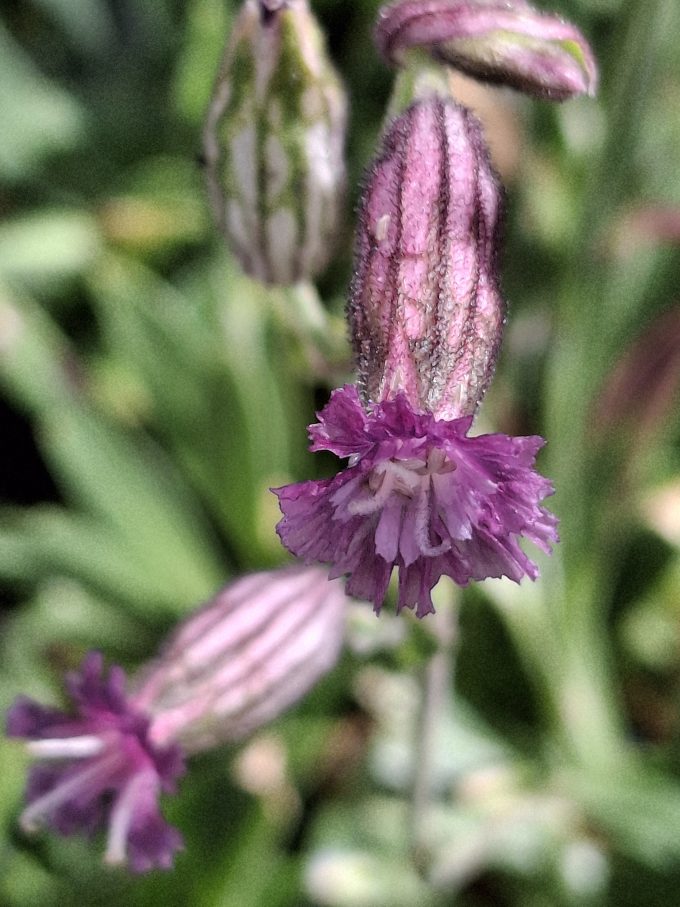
xmin=409 ymin=590 xmax=457 ymax=876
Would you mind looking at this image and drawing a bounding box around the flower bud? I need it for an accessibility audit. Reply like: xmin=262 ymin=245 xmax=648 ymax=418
xmin=203 ymin=0 xmax=347 ymax=285
xmin=375 ymin=0 xmax=597 ymax=101
xmin=134 ymin=565 xmax=347 ymax=753
xmin=348 ymin=96 xmax=504 ymax=420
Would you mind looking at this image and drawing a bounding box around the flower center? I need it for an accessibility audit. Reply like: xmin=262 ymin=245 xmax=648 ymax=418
xmin=348 ymin=447 xmax=455 ymax=558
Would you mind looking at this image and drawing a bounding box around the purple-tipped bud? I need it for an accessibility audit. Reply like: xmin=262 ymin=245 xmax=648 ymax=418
xmin=133 ymin=565 xmax=347 ymax=754
xmin=375 ymin=0 xmax=597 ymax=101
xmin=348 ymin=96 xmax=504 ymax=420
xmin=203 ymin=0 xmax=347 ymax=285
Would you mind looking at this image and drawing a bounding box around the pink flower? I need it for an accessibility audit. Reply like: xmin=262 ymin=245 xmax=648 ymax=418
xmin=274 ymin=385 xmax=558 ymax=617
xmin=6 ymin=652 xmax=184 ymax=873
xmin=6 ymin=566 xmax=349 ymax=871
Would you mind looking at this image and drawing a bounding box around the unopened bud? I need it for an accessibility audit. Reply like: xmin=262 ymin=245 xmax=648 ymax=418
xmin=375 ymin=0 xmax=597 ymax=101
xmin=135 ymin=565 xmax=347 ymax=753
xmin=348 ymin=96 xmax=504 ymax=420
xmin=203 ymin=0 xmax=347 ymax=285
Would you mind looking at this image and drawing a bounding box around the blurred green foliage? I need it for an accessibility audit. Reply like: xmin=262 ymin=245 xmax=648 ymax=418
xmin=2 ymin=0 xmax=680 ymax=904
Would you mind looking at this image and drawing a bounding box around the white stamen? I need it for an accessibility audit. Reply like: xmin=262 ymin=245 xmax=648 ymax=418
xmin=414 ymin=483 xmax=450 ymax=557
xmin=105 ymin=770 xmax=155 ymax=866
xmin=427 ymin=448 xmax=454 ymax=474
xmin=348 ymin=457 xmax=432 ymax=517
xmin=348 ymin=465 xmax=397 ymax=515
xmin=26 ymin=735 xmax=106 ymax=761
xmin=20 ymin=752 xmax=120 ymax=833
xmin=388 ymin=460 xmax=423 ymax=496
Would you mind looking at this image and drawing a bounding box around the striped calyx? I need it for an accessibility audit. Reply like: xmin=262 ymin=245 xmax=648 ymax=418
xmin=375 ymin=0 xmax=597 ymax=101
xmin=203 ymin=0 xmax=347 ymax=286
xmin=348 ymin=97 xmax=505 ymax=421
xmin=133 ymin=566 xmax=347 ymax=753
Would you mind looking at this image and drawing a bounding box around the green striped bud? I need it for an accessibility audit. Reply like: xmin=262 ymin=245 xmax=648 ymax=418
xmin=203 ymin=0 xmax=347 ymax=286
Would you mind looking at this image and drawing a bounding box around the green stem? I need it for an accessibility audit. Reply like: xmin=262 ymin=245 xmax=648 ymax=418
xmin=409 ymin=591 xmax=457 ymax=875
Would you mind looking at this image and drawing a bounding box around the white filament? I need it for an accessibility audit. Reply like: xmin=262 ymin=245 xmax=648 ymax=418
xmin=349 ymin=453 xmax=454 ymax=557
xmin=26 ymin=735 xmax=106 ymax=761
xmin=348 ymin=464 xmax=397 ymax=516
xmin=104 ymin=770 xmax=154 ymax=866
xmin=414 ymin=483 xmax=450 ymax=557
xmin=20 ymin=751 xmax=120 ymax=833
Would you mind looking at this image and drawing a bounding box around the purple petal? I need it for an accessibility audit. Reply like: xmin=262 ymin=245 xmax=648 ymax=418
xmin=275 ymin=387 xmax=558 ymax=616
xmin=308 ymin=385 xmax=372 ymax=456
xmin=111 ymin=773 xmax=183 ymax=873
xmin=7 ymin=653 xmax=185 ymax=873
xmin=6 ymin=697 xmax=71 ymax=739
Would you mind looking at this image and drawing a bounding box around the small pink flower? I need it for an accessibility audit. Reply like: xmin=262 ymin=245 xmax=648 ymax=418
xmin=6 ymin=653 xmax=184 ymax=873
xmin=6 ymin=567 xmax=349 ymax=871
xmin=274 ymin=386 xmax=558 ymax=617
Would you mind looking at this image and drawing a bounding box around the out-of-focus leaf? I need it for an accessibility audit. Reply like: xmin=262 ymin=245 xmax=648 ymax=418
xmin=0 ymin=287 xmax=79 ymax=415
xmin=0 ymin=212 xmax=102 ymax=288
xmin=2 ymin=577 xmax=153 ymax=674
xmin=98 ymin=157 xmax=209 ymax=255
xmin=0 ymin=286 xmax=224 ymax=608
xmin=32 ymin=0 xmax=115 ymax=54
xmin=37 ymin=406 xmax=224 ymax=608
xmin=195 ymin=804 xmax=297 ymax=907
xmin=172 ymin=0 xmax=230 ymax=124
xmin=0 ymin=836 xmax=60 ymax=907
xmin=565 ymin=768 xmax=680 ymax=866
xmin=88 ymin=253 xmax=304 ymax=563
xmin=0 ymin=284 xmax=223 ymax=607
xmin=0 ymin=24 xmax=85 ymax=181
xmin=0 ymin=584 xmax=144 ymax=726
xmin=0 ymin=506 xmax=211 ymax=615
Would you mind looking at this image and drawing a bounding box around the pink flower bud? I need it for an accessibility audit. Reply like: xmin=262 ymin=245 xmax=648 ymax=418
xmin=348 ymin=96 xmax=504 ymax=420
xmin=375 ymin=0 xmax=597 ymax=101
xmin=134 ymin=566 xmax=347 ymax=753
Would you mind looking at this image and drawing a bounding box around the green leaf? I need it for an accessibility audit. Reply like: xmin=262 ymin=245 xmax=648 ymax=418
xmin=88 ymin=253 xmax=303 ymax=564
xmin=37 ymin=406 xmax=224 ymax=609
xmin=0 ymin=506 xmax=211 ymax=615
xmin=0 ymin=288 xmax=80 ymax=415
xmin=32 ymin=0 xmax=115 ymax=54
xmin=0 ymin=212 xmax=102 ymax=288
xmin=0 ymin=23 xmax=85 ymax=181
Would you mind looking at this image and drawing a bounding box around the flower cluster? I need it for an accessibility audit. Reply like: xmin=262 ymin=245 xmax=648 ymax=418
xmin=6 ymin=0 xmax=596 ymax=879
